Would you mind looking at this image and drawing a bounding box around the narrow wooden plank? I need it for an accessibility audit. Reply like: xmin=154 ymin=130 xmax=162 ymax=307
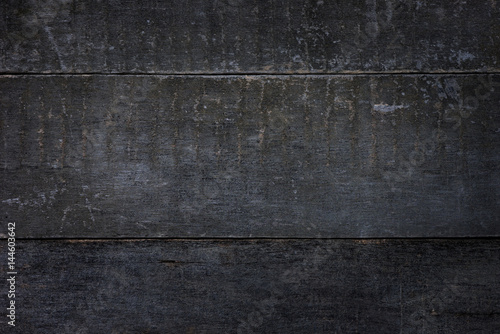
xmin=1 ymin=74 xmax=499 ymax=238
xmin=2 ymin=239 xmax=499 ymax=333
xmin=1 ymin=0 xmax=499 ymax=73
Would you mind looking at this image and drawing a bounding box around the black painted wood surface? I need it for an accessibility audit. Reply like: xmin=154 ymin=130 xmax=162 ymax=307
xmin=1 ymin=239 xmax=499 ymax=333
xmin=1 ymin=0 xmax=499 ymax=73
xmin=1 ymin=74 xmax=499 ymax=238
xmin=1 ymin=0 xmax=500 ymax=332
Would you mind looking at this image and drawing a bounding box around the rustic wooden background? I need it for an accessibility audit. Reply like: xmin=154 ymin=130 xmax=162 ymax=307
xmin=1 ymin=0 xmax=499 ymax=332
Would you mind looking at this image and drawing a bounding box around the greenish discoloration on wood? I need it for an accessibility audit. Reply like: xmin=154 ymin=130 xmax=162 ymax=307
xmin=1 ymin=0 xmax=499 ymax=73
xmin=2 ymin=239 xmax=499 ymax=333
xmin=1 ymin=75 xmax=499 ymax=238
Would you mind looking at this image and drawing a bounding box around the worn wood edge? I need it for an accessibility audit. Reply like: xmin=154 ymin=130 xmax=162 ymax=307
xmin=2 ymin=71 xmax=500 ymax=77
xmin=2 ymin=69 xmax=500 ymax=76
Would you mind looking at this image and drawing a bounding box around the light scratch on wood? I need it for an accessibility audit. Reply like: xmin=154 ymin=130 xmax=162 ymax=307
xmin=258 ymin=79 xmax=266 ymax=165
xmin=325 ymin=78 xmax=332 ymax=166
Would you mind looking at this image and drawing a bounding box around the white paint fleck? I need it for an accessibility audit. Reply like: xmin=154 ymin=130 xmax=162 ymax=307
xmin=2 ymin=198 xmax=21 ymax=205
xmin=457 ymin=50 xmax=476 ymax=65
xmin=373 ymin=104 xmax=409 ymax=113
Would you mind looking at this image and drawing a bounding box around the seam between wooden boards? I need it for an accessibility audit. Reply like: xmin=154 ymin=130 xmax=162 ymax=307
xmin=1 ymin=71 xmax=500 ymax=77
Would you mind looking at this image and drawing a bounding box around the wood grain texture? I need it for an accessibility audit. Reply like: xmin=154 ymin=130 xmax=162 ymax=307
xmin=1 ymin=239 xmax=498 ymax=333
xmin=1 ymin=74 xmax=499 ymax=238
xmin=1 ymin=0 xmax=499 ymax=73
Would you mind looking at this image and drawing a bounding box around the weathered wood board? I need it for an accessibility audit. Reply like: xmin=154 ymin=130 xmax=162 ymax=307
xmin=1 ymin=0 xmax=499 ymax=73
xmin=1 ymin=74 xmax=499 ymax=238
xmin=1 ymin=239 xmax=499 ymax=333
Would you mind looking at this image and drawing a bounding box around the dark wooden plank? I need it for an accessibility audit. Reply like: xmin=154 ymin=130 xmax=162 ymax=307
xmin=1 ymin=0 xmax=499 ymax=73
xmin=1 ymin=74 xmax=499 ymax=238
xmin=1 ymin=239 xmax=499 ymax=333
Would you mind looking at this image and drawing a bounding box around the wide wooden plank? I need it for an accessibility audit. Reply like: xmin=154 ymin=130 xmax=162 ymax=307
xmin=1 ymin=0 xmax=499 ymax=73
xmin=1 ymin=74 xmax=499 ymax=238
xmin=1 ymin=239 xmax=498 ymax=333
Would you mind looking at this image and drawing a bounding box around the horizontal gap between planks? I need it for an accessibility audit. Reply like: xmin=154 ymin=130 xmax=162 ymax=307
xmin=1 ymin=70 xmax=500 ymax=77
xmin=3 ymin=236 xmax=500 ymax=242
